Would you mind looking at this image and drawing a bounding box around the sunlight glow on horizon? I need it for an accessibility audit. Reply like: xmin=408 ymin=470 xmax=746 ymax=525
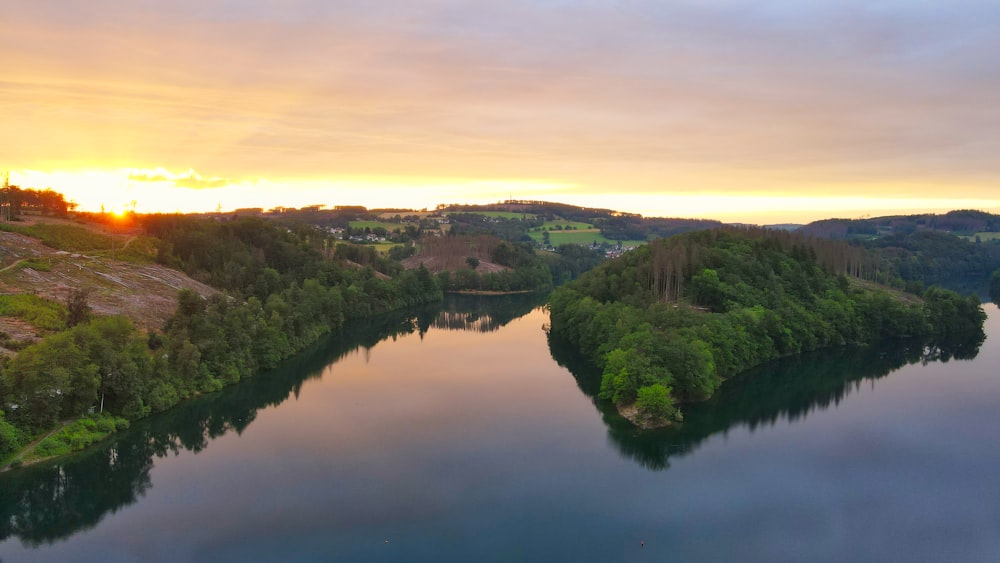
xmin=10 ymin=168 xmax=1000 ymax=225
xmin=5 ymin=2 xmax=1000 ymax=225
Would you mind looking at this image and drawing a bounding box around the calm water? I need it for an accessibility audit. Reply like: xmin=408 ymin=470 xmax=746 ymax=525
xmin=2 ymin=296 xmax=1000 ymax=562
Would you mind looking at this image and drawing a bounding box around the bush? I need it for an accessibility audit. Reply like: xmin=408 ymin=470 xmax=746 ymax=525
xmin=31 ymin=414 xmax=129 ymax=459
xmin=635 ymin=384 xmax=681 ymax=424
xmin=0 ymin=293 xmax=67 ymax=331
xmin=0 ymin=414 xmax=23 ymax=459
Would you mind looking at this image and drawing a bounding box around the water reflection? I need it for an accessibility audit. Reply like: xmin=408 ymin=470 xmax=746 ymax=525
xmin=0 ymin=294 xmax=544 ymax=547
xmin=432 ymin=293 xmax=541 ymax=333
xmin=550 ymin=332 xmax=984 ymax=471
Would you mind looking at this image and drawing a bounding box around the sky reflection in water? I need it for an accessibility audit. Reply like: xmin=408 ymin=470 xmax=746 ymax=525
xmin=1 ymin=300 xmax=999 ymax=562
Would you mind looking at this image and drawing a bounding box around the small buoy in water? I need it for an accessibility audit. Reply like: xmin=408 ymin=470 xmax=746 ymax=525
xmin=385 ymin=540 xmax=390 ymax=544
xmin=640 ymin=541 xmax=645 ymax=548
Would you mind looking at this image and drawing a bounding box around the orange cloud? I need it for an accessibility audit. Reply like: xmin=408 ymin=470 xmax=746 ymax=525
xmin=2 ymin=1 xmax=1000 ymax=216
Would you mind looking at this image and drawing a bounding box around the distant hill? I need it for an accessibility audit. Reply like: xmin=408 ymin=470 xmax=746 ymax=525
xmin=441 ymin=200 xmax=723 ymax=243
xmin=798 ymin=210 xmax=1000 ymax=240
xmin=795 ymin=210 xmax=1000 ymax=297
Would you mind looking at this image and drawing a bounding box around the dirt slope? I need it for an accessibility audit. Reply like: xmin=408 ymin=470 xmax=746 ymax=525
xmin=0 ymin=227 xmax=218 ymax=337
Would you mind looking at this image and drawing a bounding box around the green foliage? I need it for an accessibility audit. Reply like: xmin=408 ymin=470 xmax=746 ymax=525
xmin=922 ymin=286 xmax=987 ymax=337
xmin=387 ymin=244 xmax=416 ymax=261
xmin=0 ymin=410 xmax=22 ymax=460
xmin=599 ymin=347 xmax=661 ymax=405
xmin=65 ymin=288 xmax=92 ymax=328
xmin=0 ymin=294 xmax=67 ymax=331
xmin=549 ymin=227 xmax=987 ymax=424
xmin=112 ymin=235 xmax=161 ymax=263
xmin=865 ymin=231 xmax=1000 ymax=296
xmin=635 ymin=384 xmax=680 ymax=425
xmin=991 ymin=269 xmax=1000 ymax=304
xmin=15 ymin=258 xmax=54 ymax=272
xmin=31 ymin=414 xmax=129 ymax=459
xmin=527 ymin=228 xmax=645 ymax=247
xmin=0 ymin=212 xmax=446 ymax=459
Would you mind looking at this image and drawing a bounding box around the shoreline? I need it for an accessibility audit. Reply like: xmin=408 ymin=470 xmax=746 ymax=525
xmin=448 ymin=289 xmax=537 ymax=296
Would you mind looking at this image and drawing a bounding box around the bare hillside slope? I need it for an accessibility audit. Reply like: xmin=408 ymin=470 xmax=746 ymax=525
xmin=0 ymin=225 xmax=217 ymax=339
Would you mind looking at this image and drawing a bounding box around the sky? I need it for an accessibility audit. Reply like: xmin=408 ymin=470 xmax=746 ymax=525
xmin=3 ymin=0 xmax=1000 ymax=223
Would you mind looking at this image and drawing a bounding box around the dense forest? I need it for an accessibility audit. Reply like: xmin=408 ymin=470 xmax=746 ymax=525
xmin=798 ymin=209 xmax=1000 ymax=240
xmin=548 ymin=227 xmax=986 ymax=428
xmin=0 ymin=215 xmax=442 ymax=463
xmin=865 ymin=231 xmax=1000 ymax=297
xmin=783 ymin=210 xmax=1000 ymax=298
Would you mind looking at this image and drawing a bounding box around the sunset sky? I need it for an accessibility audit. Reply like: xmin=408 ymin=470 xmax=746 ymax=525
xmin=3 ymin=1 xmax=999 ymax=223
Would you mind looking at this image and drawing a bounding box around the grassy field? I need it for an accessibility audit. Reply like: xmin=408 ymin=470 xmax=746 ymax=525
xmin=0 ymin=222 xmax=118 ymax=252
xmin=448 ymin=211 xmax=538 ymax=220
xmin=528 ymin=229 xmax=646 ymax=247
xmin=372 ymin=242 xmax=404 ymax=254
xmin=0 ymin=293 xmax=67 ymax=331
xmin=531 ymin=220 xmax=595 ymax=231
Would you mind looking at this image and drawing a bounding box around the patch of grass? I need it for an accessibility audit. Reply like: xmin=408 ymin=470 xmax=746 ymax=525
xmin=532 ymin=220 xmax=595 ymax=231
xmin=528 ymin=229 xmax=647 ymax=247
xmin=15 ymin=257 xmax=55 ymax=272
xmin=0 ymin=293 xmax=67 ymax=331
xmin=0 ymin=330 xmax=31 ymax=351
xmin=28 ymin=414 xmax=130 ymax=461
xmin=372 ymin=242 xmax=403 ymax=254
xmin=112 ymin=235 xmax=160 ymax=263
xmin=0 ymin=222 xmax=113 ymax=252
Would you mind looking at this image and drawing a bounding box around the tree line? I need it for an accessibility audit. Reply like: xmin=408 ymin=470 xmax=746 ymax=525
xmin=0 ymin=182 xmax=76 ymax=219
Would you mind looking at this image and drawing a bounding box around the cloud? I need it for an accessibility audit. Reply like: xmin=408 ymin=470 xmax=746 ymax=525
xmin=128 ymin=169 xmax=230 ymax=189
xmin=2 ymin=0 xmax=1000 ymax=204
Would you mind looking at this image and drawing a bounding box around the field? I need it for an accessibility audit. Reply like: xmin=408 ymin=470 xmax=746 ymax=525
xmin=448 ymin=211 xmax=538 ymax=220
xmin=372 ymin=242 xmax=404 ymax=254
xmin=531 ymin=219 xmax=595 ymax=231
xmin=962 ymin=232 xmax=1000 ymax=242
xmin=527 ymin=228 xmax=646 ymax=247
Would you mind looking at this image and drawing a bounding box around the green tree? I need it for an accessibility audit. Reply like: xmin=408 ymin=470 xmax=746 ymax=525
xmin=65 ymin=287 xmax=92 ymax=328
xmin=635 ymin=384 xmax=680 ymax=424
xmin=0 ymin=411 xmax=22 ymax=459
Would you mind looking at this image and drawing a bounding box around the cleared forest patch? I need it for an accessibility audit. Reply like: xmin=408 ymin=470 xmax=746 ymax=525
xmin=0 ymin=217 xmax=217 ymax=337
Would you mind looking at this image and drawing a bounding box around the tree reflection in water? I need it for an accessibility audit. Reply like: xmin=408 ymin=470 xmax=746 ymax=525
xmin=548 ymin=331 xmax=984 ymax=471
xmin=0 ymin=293 xmax=544 ymax=547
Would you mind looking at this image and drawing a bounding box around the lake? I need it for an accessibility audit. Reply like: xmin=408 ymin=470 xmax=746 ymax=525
xmin=2 ymin=295 xmax=999 ymax=562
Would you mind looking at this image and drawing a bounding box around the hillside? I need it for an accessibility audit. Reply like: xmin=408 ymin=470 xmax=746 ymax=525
xmin=0 ymin=217 xmax=217 ymax=349
xmin=798 ymin=209 xmax=1000 ymax=240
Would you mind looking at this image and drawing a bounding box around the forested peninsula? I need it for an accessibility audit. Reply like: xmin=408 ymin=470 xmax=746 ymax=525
xmin=548 ymin=227 xmax=986 ymax=428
